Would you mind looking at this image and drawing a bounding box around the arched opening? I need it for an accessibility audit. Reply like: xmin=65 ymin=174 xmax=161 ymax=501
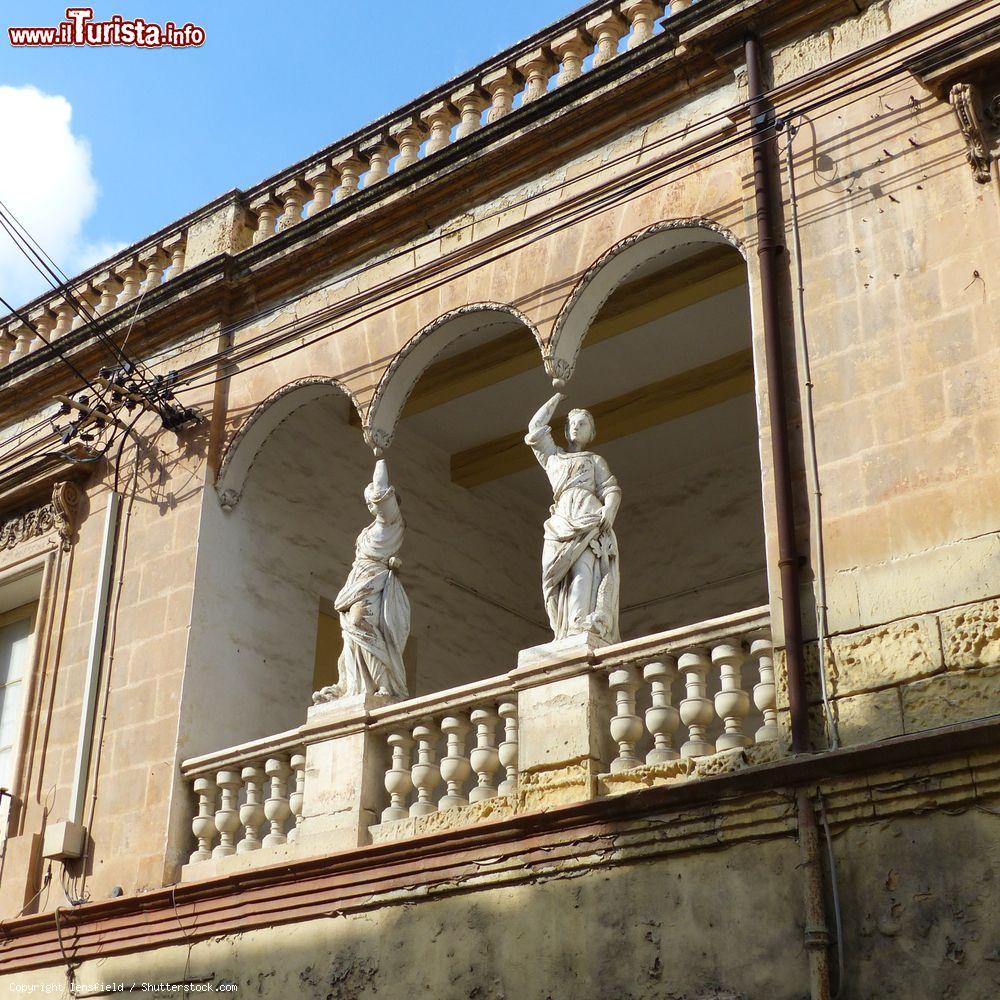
xmin=366 ymin=305 xmax=552 ymax=694
xmin=183 ymin=382 xmax=372 ymax=756
xmin=544 ymin=221 xmax=767 ymax=636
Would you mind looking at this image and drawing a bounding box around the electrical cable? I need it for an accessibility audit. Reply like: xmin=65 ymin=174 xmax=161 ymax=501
xmin=817 ymin=794 xmax=845 ymax=999
xmin=781 ymin=114 xmax=840 ymax=750
xmin=0 ymin=201 xmax=161 ymax=394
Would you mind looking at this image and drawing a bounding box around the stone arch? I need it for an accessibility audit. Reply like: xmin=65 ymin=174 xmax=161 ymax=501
xmin=366 ymin=302 xmax=545 ymax=450
xmin=216 ymin=376 xmax=363 ymax=509
xmin=546 ymin=219 xmax=746 ymax=380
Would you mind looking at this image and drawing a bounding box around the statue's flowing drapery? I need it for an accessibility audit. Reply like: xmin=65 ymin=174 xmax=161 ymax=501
xmin=333 ymin=483 xmax=409 ymax=698
xmin=525 ymin=424 xmax=621 ymax=642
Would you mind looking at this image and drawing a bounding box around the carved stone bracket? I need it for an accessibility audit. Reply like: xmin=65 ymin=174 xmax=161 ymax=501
xmin=51 ymin=480 xmax=82 ymax=551
xmin=949 ymin=82 xmax=999 ymax=184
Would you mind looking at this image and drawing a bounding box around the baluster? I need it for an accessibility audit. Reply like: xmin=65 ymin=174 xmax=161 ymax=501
xmin=515 ymin=49 xmax=556 ymax=104
xmin=50 ymin=297 xmax=76 ymax=340
xmin=552 ymin=27 xmax=593 ymax=86
xmin=140 ymin=247 xmax=169 ymax=290
xmin=421 ymin=101 xmax=460 ymax=156
xmin=95 ymin=272 xmax=123 ymax=314
xmin=73 ymin=284 xmax=101 ymax=329
xmin=497 ymin=702 xmax=518 ymax=797
xmin=586 ymin=10 xmax=628 ymax=67
xmin=287 ymin=753 xmax=307 ymax=842
xmin=382 ymin=731 xmax=414 ymax=822
xmin=118 ymin=259 xmax=145 ymax=304
xmin=482 ymin=67 xmax=522 ymax=123
xmin=212 ymin=769 xmax=242 ymax=859
xmin=439 ymin=715 xmax=472 ymax=810
xmin=333 ymin=151 xmax=367 ymax=201
xmin=250 ymin=194 xmax=281 ymax=245
xmin=28 ymin=308 xmax=54 ymax=352
xmin=622 ymin=1 xmax=665 ymax=48
xmin=304 ymin=164 xmax=337 ymax=218
xmin=276 ymin=179 xmax=309 ymax=231
xmin=751 ymin=637 xmax=780 ymax=743
xmin=360 ymin=136 xmax=395 ymax=185
xmin=0 ymin=330 xmax=13 ymax=366
xmin=713 ymin=642 xmax=752 ymax=750
xmin=237 ymin=764 xmax=266 ymax=853
xmin=262 ymin=756 xmax=292 ymax=847
xmin=451 ymin=83 xmax=489 ymax=139
xmin=163 ymin=232 xmax=186 ymax=277
xmin=608 ymin=666 xmax=643 ymax=772
xmin=643 ymin=658 xmax=680 ymax=763
xmin=409 ymin=722 xmax=441 ymax=816
xmin=389 ymin=117 xmax=429 ymax=171
xmin=469 ymin=708 xmax=500 ymax=802
xmin=678 ymin=649 xmax=715 ymax=758
xmin=10 ymin=320 xmax=33 ymax=359
xmin=189 ymin=777 xmax=217 ymax=864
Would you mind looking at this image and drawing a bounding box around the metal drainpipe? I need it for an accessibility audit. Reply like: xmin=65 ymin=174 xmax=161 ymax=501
xmin=68 ymin=491 xmax=121 ymax=827
xmin=745 ymin=33 xmax=832 ymax=1000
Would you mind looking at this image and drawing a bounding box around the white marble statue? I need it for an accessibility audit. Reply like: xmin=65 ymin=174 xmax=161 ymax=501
xmin=313 ymin=459 xmax=410 ymax=703
xmin=526 ymin=390 xmax=622 ymax=643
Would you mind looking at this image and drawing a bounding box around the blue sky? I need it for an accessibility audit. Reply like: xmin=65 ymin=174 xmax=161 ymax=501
xmin=0 ymin=0 xmax=581 ymax=305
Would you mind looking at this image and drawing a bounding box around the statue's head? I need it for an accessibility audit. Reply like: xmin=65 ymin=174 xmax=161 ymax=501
xmin=564 ymin=408 xmax=596 ymax=449
xmin=364 ymin=482 xmax=379 ymax=515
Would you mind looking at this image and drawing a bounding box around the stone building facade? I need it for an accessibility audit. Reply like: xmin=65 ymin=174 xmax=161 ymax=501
xmin=0 ymin=0 xmax=997 ymax=996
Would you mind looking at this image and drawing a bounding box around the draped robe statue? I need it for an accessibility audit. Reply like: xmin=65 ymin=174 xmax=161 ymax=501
xmin=312 ymin=459 xmax=410 ymax=703
xmin=525 ymin=393 xmax=622 ymax=643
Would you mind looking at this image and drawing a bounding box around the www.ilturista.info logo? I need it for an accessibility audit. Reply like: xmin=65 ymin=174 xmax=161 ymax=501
xmin=8 ymin=7 xmax=205 ymax=48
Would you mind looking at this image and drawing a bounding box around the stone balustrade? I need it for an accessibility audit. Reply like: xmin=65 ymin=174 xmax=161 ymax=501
xmin=0 ymin=229 xmax=187 ymax=368
xmin=181 ymin=732 xmax=305 ymax=866
xmin=242 ymin=1 xmax=677 ymax=246
xmin=0 ymin=2 xmax=702 ymax=369
xmin=179 ymin=602 xmax=773 ymax=878
xmin=599 ymin=608 xmax=778 ymax=773
xmin=374 ymin=696 xmax=518 ymax=823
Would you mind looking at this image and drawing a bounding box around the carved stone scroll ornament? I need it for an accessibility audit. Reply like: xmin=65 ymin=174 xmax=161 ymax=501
xmin=949 ymin=82 xmax=999 ymax=184
xmin=51 ymin=481 xmax=82 ymax=551
xmin=0 ymin=481 xmax=81 ymax=553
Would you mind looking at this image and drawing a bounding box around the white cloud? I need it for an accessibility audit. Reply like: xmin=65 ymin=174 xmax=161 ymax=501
xmin=0 ymin=85 xmax=121 ymax=310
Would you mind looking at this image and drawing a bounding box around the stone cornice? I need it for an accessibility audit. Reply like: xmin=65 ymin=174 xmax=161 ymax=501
xmin=0 ymin=0 xmax=983 ymax=423
xmin=1 ymin=715 xmax=997 ymax=975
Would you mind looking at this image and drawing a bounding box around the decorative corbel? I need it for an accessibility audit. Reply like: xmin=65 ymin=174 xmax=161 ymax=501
xmin=51 ymin=481 xmax=82 ymax=551
xmin=949 ymin=82 xmax=998 ymax=184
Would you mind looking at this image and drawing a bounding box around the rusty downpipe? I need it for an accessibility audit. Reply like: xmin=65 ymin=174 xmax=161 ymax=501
xmin=745 ymin=32 xmax=832 ymax=1000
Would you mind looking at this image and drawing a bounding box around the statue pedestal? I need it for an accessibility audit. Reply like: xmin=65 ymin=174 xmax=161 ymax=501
xmin=511 ymin=632 xmax=614 ymax=805
xmin=298 ymin=692 xmax=401 ymax=851
xmin=306 ymin=690 xmax=399 ymax=724
xmin=516 ymin=631 xmax=609 ymax=670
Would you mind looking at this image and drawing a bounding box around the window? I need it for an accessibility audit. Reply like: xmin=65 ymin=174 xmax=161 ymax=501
xmin=0 ymin=603 xmax=36 ymax=795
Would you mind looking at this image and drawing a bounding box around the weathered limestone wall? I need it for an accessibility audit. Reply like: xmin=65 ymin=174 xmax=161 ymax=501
xmin=5 ymin=747 xmax=998 ymax=998
xmin=777 ymin=596 xmax=1000 ymax=747
xmin=769 ymin=0 xmax=1000 ymax=632
xmin=0 ymin=414 xmax=209 ymax=914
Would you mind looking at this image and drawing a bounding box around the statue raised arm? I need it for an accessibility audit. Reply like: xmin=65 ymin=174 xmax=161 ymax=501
xmin=312 ymin=460 xmax=410 ymax=704
xmin=525 ymin=394 xmax=622 ymax=643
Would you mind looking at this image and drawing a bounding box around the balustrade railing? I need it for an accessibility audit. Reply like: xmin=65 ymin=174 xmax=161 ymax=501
xmin=182 ymin=731 xmax=305 ymax=866
xmin=238 ymin=0 xmax=687 ymax=247
xmin=0 ymin=229 xmax=187 ymax=367
xmin=0 ymin=3 xmax=706 ymax=371
xmin=369 ymin=677 xmax=518 ymax=824
xmin=179 ymin=601 xmax=774 ymax=876
xmin=597 ymin=607 xmax=778 ymax=773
